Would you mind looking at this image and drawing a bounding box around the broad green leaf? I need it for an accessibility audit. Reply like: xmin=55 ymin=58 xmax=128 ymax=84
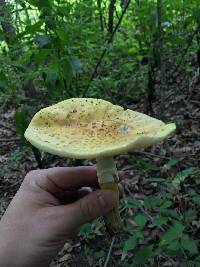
xmin=70 ymin=57 xmax=81 ymax=74
xmin=159 ymin=201 xmax=172 ymax=211
xmin=134 ymin=213 xmax=147 ymax=228
xmin=167 ymin=240 xmax=181 ymax=252
xmin=172 ymin=167 xmax=198 ymax=189
xmin=181 ymin=235 xmax=198 ymax=254
xmin=147 ymin=177 xmax=166 ymax=183
xmin=56 ymin=29 xmax=69 ymax=42
xmin=45 ymin=67 xmax=59 ymax=86
xmin=195 ymin=256 xmax=200 ymax=263
xmin=24 ymin=20 xmax=44 ymax=35
xmin=28 ymin=0 xmax=51 ymax=8
xmin=188 ymin=189 xmax=197 ymax=197
xmin=132 ymin=245 xmax=154 ymax=265
xmin=79 ymin=223 xmax=92 ymax=235
xmin=153 ymin=217 xmax=168 ymax=226
xmin=124 ymin=236 xmax=138 ymax=251
xmin=34 ymin=35 xmax=50 ymax=48
xmin=144 ymin=197 xmax=163 ymax=210
xmin=94 ymin=250 xmax=105 ymax=259
xmin=126 ymin=197 xmax=141 ymax=209
xmin=185 ymin=209 xmax=197 ymax=222
xmin=34 ymin=49 xmax=50 ymax=64
xmin=161 ymin=209 xmax=182 ymax=220
xmin=136 ymin=159 xmax=158 ymax=170
xmin=192 ymin=196 xmax=200 ymax=206
xmin=160 ymin=221 xmax=184 ymax=246
xmin=134 ymin=231 xmax=144 ymax=239
xmin=13 ymin=109 xmax=29 ymax=140
xmin=165 ymin=156 xmax=179 ymax=168
xmin=61 ymin=59 xmax=73 ymax=86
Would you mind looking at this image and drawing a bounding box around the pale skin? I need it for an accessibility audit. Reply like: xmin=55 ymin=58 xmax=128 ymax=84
xmin=0 ymin=167 xmax=123 ymax=267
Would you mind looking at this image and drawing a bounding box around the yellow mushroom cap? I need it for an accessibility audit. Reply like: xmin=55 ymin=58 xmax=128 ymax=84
xmin=24 ymin=98 xmax=176 ymax=159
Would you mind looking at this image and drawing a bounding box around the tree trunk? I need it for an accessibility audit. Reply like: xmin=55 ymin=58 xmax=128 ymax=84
xmin=197 ymin=22 xmax=200 ymax=69
xmin=97 ymin=0 xmax=104 ymax=31
xmin=108 ymin=0 xmax=116 ymax=34
xmin=121 ymin=0 xmax=127 ymax=10
xmin=0 ymin=0 xmax=16 ymax=46
xmin=146 ymin=59 xmax=155 ymax=115
xmin=157 ymin=0 xmax=166 ymax=120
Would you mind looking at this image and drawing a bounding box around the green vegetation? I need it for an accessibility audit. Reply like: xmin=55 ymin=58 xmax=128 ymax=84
xmin=1 ymin=0 xmax=200 ymax=266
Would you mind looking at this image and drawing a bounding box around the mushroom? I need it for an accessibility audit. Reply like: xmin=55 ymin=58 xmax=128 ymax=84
xmin=24 ymin=98 xmax=176 ymax=234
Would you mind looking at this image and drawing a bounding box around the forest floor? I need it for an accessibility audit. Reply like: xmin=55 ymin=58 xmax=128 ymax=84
xmin=0 ymin=61 xmax=200 ymax=266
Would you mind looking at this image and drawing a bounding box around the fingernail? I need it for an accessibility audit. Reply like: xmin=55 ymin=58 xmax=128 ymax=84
xmin=97 ymin=192 xmax=107 ymax=208
xmin=97 ymin=191 xmax=117 ymax=210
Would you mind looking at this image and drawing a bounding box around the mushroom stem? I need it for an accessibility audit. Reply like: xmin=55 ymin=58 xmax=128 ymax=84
xmin=96 ymin=157 xmax=123 ymax=234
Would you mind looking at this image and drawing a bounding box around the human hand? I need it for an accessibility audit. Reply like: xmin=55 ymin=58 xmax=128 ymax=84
xmin=0 ymin=167 xmax=120 ymax=267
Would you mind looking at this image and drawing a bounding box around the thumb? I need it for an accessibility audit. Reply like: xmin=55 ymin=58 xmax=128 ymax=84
xmin=63 ymin=190 xmax=117 ymax=228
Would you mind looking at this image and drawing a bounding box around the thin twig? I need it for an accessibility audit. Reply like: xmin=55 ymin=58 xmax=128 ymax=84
xmin=172 ymin=29 xmax=197 ymax=80
xmin=124 ymin=185 xmax=165 ymax=232
xmin=82 ymin=0 xmax=132 ymax=97
xmin=0 ymin=122 xmax=15 ymax=132
xmin=103 ymin=236 xmax=116 ymax=267
xmin=0 ymin=137 xmax=20 ymax=142
xmin=190 ymin=100 xmax=200 ymax=105
xmin=135 ymin=151 xmax=170 ymax=160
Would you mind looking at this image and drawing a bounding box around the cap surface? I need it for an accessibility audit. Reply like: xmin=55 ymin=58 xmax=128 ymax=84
xmin=24 ymin=98 xmax=176 ymax=159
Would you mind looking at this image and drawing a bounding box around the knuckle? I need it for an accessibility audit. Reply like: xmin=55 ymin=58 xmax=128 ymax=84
xmin=25 ymin=170 xmax=38 ymax=179
xmin=23 ymin=170 xmax=41 ymax=187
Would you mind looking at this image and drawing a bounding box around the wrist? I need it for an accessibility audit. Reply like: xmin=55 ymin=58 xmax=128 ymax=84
xmin=0 ymin=218 xmax=51 ymax=267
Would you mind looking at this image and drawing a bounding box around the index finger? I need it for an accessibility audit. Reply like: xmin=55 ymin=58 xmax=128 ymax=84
xmin=43 ymin=166 xmax=98 ymax=190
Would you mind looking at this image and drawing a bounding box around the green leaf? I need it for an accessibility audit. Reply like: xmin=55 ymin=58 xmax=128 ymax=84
xmin=161 ymin=209 xmax=182 ymax=220
xmin=94 ymin=250 xmax=105 ymax=259
xmin=136 ymin=159 xmax=158 ymax=170
xmin=13 ymin=109 xmax=29 ymax=141
xmin=159 ymin=201 xmax=172 ymax=211
xmin=134 ymin=213 xmax=147 ymax=228
xmin=167 ymin=240 xmax=181 ymax=252
xmin=45 ymin=67 xmax=59 ymax=86
xmin=24 ymin=20 xmax=44 ymax=35
xmin=153 ymin=217 xmax=168 ymax=226
xmin=172 ymin=167 xmax=198 ymax=189
xmin=69 ymin=57 xmax=81 ymax=74
xmin=56 ymin=28 xmax=69 ymax=42
xmin=124 ymin=236 xmax=138 ymax=251
xmin=195 ymin=256 xmax=200 ymax=264
xmin=61 ymin=58 xmax=73 ymax=86
xmin=181 ymin=235 xmax=198 ymax=254
xmin=160 ymin=221 xmax=184 ymax=246
xmin=147 ymin=177 xmax=166 ymax=183
xmin=79 ymin=223 xmax=92 ymax=235
xmin=34 ymin=35 xmax=50 ymax=48
xmin=0 ymin=72 xmax=8 ymax=89
xmin=192 ymin=196 xmax=200 ymax=206
xmin=188 ymin=189 xmax=197 ymax=197
xmin=185 ymin=209 xmax=197 ymax=222
xmin=34 ymin=49 xmax=50 ymax=64
xmin=28 ymin=0 xmax=51 ymax=8
xmin=126 ymin=197 xmax=141 ymax=209
xmin=144 ymin=197 xmax=163 ymax=210
xmin=132 ymin=245 xmax=154 ymax=265
xmin=187 ymin=260 xmax=200 ymax=267
xmin=165 ymin=156 xmax=179 ymax=168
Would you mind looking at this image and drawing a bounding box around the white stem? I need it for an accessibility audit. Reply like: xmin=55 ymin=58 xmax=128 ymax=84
xmin=96 ymin=157 xmax=118 ymax=183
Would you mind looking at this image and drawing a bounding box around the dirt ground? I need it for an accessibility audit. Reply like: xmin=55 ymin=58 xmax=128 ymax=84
xmin=0 ymin=61 xmax=200 ymax=266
